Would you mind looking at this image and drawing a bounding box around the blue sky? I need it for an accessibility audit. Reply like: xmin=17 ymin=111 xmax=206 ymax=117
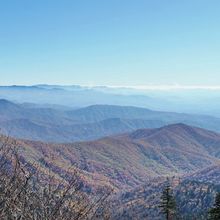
xmin=0 ymin=0 xmax=220 ymax=86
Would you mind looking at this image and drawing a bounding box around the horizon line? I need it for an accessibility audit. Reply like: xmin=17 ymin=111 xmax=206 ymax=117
xmin=2 ymin=84 xmax=220 ymax=90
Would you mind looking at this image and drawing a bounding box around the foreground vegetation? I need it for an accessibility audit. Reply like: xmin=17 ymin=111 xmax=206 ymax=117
xmin=1 ymin=135 xmax=220 ymax=219
xmin=0 ymin=136 xmax=112 ymax=220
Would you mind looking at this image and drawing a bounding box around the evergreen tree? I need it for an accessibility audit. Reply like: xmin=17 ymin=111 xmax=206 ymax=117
xmin=159 ymin=182 xmax=176 ymax=220
xmin=208 ymin=192 xmax=220 ymax=220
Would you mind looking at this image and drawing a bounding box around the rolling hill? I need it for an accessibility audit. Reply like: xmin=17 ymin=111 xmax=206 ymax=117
xmin=1 ymin=123 xmax=220 ymax=219
xmin=2 ymin=99 xmax=220 ymax=142
xmin=1 ymin=123 xmax=220 ymax=191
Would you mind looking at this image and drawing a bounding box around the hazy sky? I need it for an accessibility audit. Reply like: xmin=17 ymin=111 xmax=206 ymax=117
xmin=0 ymin=0 xmax=220 ymax=86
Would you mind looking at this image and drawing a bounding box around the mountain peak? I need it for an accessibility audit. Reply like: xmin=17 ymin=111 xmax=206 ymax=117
xmin=160 ymin=123 xmax=206 ymax=136
xmin=162 ymin=123 xmax=194 ymax=131
xmin=129 ymin=123 xmax=200 ymax=140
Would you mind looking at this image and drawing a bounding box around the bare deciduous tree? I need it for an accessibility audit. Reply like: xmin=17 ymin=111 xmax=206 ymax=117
xmin=0 ymin=135 xmax=112 ymax=220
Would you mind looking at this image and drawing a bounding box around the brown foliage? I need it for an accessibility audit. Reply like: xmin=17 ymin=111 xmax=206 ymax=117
xmin=0 ymin=135 xmax=112 ymax=220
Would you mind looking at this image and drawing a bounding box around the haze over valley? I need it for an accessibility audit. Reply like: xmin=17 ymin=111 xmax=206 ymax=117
xmin=1 ymin=87 xmax=220 ymax=218
xmin=1 ymin=0 xmax=220 ymax=219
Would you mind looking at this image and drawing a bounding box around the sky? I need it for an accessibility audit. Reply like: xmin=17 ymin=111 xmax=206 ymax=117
xmin=0 ymin=0 xmax=220 ymax=87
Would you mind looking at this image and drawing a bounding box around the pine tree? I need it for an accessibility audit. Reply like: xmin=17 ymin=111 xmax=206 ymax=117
xmin=159 ymin=182 xmax=176 ymax=220
xmin=208 ymin=192 xmax=220 ymax=220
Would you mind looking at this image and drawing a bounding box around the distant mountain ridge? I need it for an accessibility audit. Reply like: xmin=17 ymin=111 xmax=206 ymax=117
xmin=2 ymin=84 xmax=220 ymax=117
xmin=2 ymin=99 xmax=220 ymax=142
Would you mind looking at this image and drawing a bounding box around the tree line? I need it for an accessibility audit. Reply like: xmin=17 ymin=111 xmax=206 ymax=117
xmin=160 ymin=179 xmax=220 ymax=220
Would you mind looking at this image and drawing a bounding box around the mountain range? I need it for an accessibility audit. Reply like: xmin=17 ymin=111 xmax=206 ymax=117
xmin=2 ymin=85 xmax=220 ymax=117
xmin=1 ymin=91 xmax=220 ymax=218
xmin=2 ymin=99 xmax=220 ymax=143
xmin=1 ymin=123 xmax=220 ymax=191
xmin=1 ymin=118 xmax=220 ymax=218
